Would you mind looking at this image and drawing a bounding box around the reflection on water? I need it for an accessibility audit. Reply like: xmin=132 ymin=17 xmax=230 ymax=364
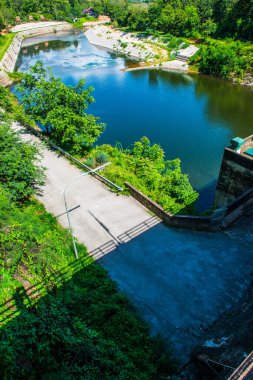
xmin=195 ymin=77 xmax=253 ymax=138
xmin=15 ymin=32 xmax=253 ymax=210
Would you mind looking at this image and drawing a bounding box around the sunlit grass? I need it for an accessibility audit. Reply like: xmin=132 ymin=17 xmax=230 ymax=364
xmin=0 ymin=33 xmax=16 ymax=61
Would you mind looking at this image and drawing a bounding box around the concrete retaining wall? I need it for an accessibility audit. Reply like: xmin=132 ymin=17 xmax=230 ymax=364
xmin=214 ymin=148 xmax=253 ymax=207
xmin=0 ymin=22 xmax=73 ymax=86
xmin=125 ymin=182 xmax=212 ymax=231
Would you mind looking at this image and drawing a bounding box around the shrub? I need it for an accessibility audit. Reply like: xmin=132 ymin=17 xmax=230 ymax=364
xmin=85 ymin=157 xmax=96 ymax=168
xmin=87 ymin=138 xmax=198 ymax=214
xmin=0 ymin=122 xmax=45 ymax=202
xmin=95 ymin=151 xmax=109 ymax=164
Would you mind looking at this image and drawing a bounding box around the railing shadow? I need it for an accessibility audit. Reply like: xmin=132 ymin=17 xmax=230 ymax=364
xmin=1 ymin=216 xmax=160 ymax=326
xmin=0 ymin=255 xmax=91 ymax=327
xmin=89 ymin=216 xmax=161 ymax=260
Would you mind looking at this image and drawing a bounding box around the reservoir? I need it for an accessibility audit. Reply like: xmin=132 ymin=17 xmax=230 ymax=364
xmin=15 ymin=31 xmax=253 ymax=210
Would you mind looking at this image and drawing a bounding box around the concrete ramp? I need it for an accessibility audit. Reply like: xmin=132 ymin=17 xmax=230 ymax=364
xmin=14 ymin=124 xmax=159 ymax=253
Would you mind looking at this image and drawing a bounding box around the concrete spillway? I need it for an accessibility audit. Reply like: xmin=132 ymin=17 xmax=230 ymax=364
xmin=100 ymin=212 xmax=253 ymax=363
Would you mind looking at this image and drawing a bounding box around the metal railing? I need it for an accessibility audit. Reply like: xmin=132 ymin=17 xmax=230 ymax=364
xmin=22 ymin=123 xmax=123 ymax=192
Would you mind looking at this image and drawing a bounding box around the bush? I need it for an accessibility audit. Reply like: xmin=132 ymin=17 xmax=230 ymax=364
xmin=85 ymin=157 xmax=96 ymax=168
xmin=95 ymin=151 xmax=109 ymax=164
xmin=0 ymin=121 xmax=45 ymax=202
xmin=191 ymin=39 xmax=252 ymax=80
xmin=87 ymin=137 xmax=198 ymax=214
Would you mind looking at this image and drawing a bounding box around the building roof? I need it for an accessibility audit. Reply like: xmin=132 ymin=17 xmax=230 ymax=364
xmin=82 ymin=7 xmax=94 ymax=13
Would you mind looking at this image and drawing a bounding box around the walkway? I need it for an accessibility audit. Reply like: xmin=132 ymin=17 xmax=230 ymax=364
xmin=14 ymin=123 xmax=158 ymax=253
xmin=10 ymin=22 xmax=71 ymax=34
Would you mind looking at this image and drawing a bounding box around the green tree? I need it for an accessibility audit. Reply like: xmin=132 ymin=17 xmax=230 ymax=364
xmin=0 ymin=121 xmax=44 ymax=202
xmin=195 ymin=40 xmax=249 ymax=79
xmin=132 ymin=136 xmax=165 ymax=169
xmin=0 ymin=10 xmax=5 ymax=30
xmin=17 ymin=62 xmax=105 ymax=153
xmin=201 ymin=19 xmax=217 ymax=37
xmin=184 ymin=5 xmax=200 ymax=36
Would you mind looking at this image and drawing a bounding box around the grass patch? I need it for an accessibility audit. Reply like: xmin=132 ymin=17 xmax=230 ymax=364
xmin=0 ymin=33 xmax=16 ymax=61
xmin=72 ymin=16 xmax=97 ymax=28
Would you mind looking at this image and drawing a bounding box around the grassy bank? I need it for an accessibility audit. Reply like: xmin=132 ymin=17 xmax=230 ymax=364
xmin=71 ymin=16 xmax=98 ymax=28
xmin=0 ymin=33 xmax=15 ymax=61
xmin=84 ymin=141 xmax=198 ymax=214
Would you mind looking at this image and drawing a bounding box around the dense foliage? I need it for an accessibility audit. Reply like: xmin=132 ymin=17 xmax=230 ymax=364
xmin=191 ymin=39 xmax=253 ymax=80
xmin=0 ymin=118 xmax=44 ymax=202
xmin=0 ymin=0 xmax=252 ymax=40
xmin=0 ymin=0 xmax=86 ymax=24
xmin=17 ymin=62 xmax=105 ymax=153
xmin=0 ymin=118 xmax=176 ymax=378
xmin=0 ymin=33 xmax=15 ymax=60
xmin=86 ymin=137 xmax=198 ymax=213
xmin=86 ymin=0 xmax=253 ymax=40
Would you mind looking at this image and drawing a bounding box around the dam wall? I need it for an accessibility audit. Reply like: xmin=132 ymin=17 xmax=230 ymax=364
xmin=214 ymin=136 xmax=253 ymax=208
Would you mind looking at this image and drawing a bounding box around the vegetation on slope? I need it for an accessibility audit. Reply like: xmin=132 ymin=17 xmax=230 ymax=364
xmin=87 ymin=0 xmax=253 ymax=81
xmin=190 ymin=39 xmax=253 ymax=81
xmin=0 ymin=33 xmax=15 ymax=60
xmin=88 ymin=0 xmax=253 ymax=41
xmin=0 ymin=0 xmax=252 ymax=41
xmin=0 ymin=122 xmax=44 ymax=201
xmin=86 ymin=140 xmax=198 ymax=213
xmin=0 ymin=114 xmax=176 ymax=378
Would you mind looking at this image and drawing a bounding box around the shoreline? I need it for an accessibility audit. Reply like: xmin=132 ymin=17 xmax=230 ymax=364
xmin=84 ymin=25 xmax=253 ymax=86
xmin=84 ymin=25 xmax=168 ymax=63
xmin=124 ymin=60 xmax=189 ymax=73
xmin=1 ymin=22 xmax=252 ymax=87
xmin=0 ymin=22 xmax=73 ymax=86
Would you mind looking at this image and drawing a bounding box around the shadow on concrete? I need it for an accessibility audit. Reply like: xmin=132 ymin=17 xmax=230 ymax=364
xmin=89 ymin=215 xmax=161 ymax=260
xmin=0 ymin=216 xmax=160 ymax=325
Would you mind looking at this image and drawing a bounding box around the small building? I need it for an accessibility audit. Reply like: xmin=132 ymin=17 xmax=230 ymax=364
xmin=82 ymin=7 xmax=97 ymax=17
xmin=15 ymin=16 xmax=21 ymax=24
xmin=40 ymin=15 xmax=45 ymax=21
xmin=28 ymin=15 xmax=34 ymax=21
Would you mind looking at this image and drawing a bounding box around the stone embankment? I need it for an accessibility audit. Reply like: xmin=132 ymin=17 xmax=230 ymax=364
xmin=0 ymin=22 xmax=73 ymax=86
xmin=85 ymin=25 xmax=160 ymax=61
xmin=85 ymin=25 xmax=200 ymax=73
xmin=126 ymin=59 xmax=189 ymax=73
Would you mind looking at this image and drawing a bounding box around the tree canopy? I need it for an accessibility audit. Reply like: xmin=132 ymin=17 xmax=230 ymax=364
xmin=0 ymin=118 xmax=44 ymax=202
xmin=0 ymin=0 xmax=252 ymax=40
xmin=16 ymin=62 xmax=105 ymax=153
xmin=87 ymin=0 xmax=253 ymax=40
